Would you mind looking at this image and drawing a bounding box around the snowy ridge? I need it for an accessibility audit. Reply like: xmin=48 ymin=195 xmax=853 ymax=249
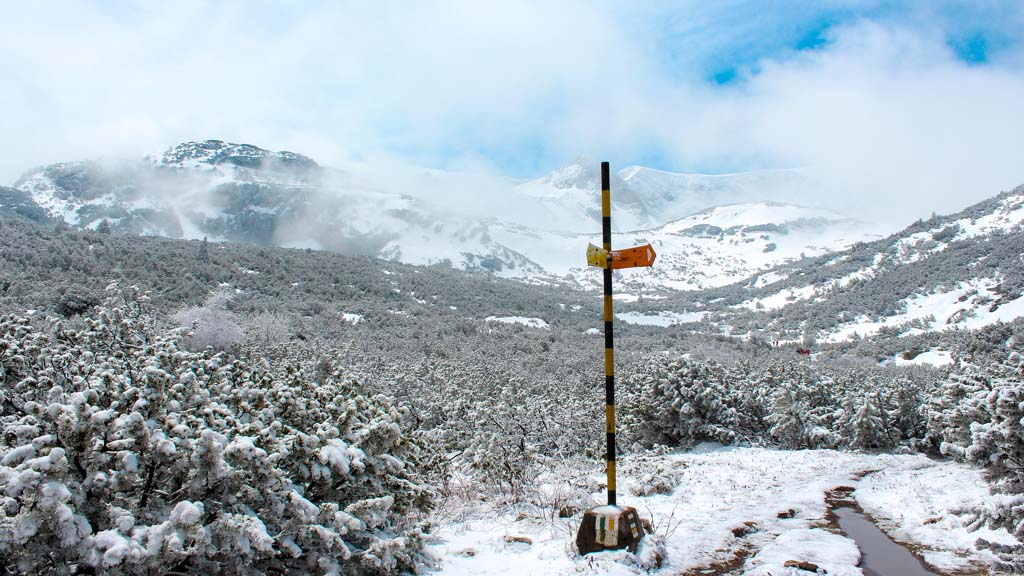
xmin=620 ymin=167 xmax=816 ymax=229
xmin=591 ymin=202 xmax=875 ymax=292
xmin=804 ymin=188 xmax=1024 ymax=340
xmin=154 ymin=140 xmax=319 ymax=173
xmin=9 ymin=142 xmax=882 ymax=291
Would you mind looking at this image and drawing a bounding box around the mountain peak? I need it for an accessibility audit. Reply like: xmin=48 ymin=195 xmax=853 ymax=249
xmin=155 ymin=140 xmax=319 ymax=171
xmin=545 ymin=157 xmax=601 ymax=190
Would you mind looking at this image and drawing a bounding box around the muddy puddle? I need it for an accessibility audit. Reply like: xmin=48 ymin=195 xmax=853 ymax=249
xmin=827 ymin=486 xmax=937 ymax=576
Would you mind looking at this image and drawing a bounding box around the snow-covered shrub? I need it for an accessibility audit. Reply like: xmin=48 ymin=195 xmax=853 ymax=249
xmin=624 ymin=356 xmax=929 ymax=451
xmin=0 ymin=287 xmax=436 ymax=575
xmin=440 ymin=374 xmax=548 ymax=501
xmin=954 ymin=352 xmax=1024 ymax=537
xmin=172 ymin=288 xmax=244 ymax=352
xmin=761 ymin=363 xmax=838 ymax=449
xmin=835 ymin=390 xmax=894 ymax=450
xmin=624 ymin=357 xmax=746 ymax=448
xmin=246 ymin=310 xmax=292 ymax=346
xmin=923 ymin=367 xmax=994 ymax=457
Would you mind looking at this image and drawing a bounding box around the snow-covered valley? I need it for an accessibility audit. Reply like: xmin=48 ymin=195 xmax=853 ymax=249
xmin=3 ymin=152 xmax=1024 ymax=576
xmin=5 ymin=2 xmax=1024 ymax=574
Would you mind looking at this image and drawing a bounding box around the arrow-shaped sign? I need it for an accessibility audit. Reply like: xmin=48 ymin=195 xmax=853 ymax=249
xmin=587 ymin=243 xmax=657 ymax=269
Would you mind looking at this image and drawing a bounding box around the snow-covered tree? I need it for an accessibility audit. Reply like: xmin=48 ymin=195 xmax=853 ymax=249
xmin=0 ymin=286 xmax=438 ymax=574
xmin=762 ymin=364 xmax=837 ymax=450
xmin=172 ymin=287 xmax=244 ymax=352
xmin=626 ymin=356 xmax=741 ymax=448
xmin=844 ymin=390 xmax=894 ymax=450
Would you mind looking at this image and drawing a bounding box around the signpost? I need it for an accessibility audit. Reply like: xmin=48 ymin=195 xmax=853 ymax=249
xmin=576 ymin=162 xmax=656 ymax=556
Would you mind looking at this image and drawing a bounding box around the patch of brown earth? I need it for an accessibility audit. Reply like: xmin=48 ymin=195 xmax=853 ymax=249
xmin=675 ymin=547 xmax=752 ymax=576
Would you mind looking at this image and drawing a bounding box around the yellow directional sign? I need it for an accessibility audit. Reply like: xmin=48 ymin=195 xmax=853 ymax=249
xmin=586 ymin=243 xmax=657 ymax=270
xmin=587 ymin=243 xmax=609 ymax=268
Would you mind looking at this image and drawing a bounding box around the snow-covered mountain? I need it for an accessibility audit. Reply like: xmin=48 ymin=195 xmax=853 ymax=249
xmin=513 ymin=158 xmax=817 ymax=233
xmin=10 ymin=140 xmax=881 ymax=290
xmin=483 ymin=201 xmax=871 ymax=292
xmin=14 ymin=142 xmax=323 ymax=243
xmin=630 ymin=185 xmax=1024 ymax=343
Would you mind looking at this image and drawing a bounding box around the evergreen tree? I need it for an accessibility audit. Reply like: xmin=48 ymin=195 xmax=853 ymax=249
xmin=847 ymin=391 xmax=893 ymax=450
xmin=198 ymin=236 xmax=209 ymax=263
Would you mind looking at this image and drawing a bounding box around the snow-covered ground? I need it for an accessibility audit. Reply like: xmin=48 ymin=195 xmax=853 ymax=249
xmin=822 ymin=277 xmax=1024 ymax=343
xmin=887 ymin=348 xmax=954 ymax=368
xmin=426 ymin=446 xmax=1016 ymax=575
xmin=617 ymin=311 xmax=707 ymax=327
xmin=485 ymin=316 xmax=551 ymax=330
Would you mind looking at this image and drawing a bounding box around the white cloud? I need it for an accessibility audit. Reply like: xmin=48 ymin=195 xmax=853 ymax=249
xmin=1 ymin=2 xmax=1022 ymax=228
xmin=649 ymin=21 xmax=1024 ymax=224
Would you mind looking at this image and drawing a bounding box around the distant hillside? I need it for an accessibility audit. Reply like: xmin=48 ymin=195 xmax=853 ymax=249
xmin=0 ymin=212 xmax=591 ymax=326
xmin=619 ymin=185 xmax=1024 ymax=354
xmin=0 ymin=185 xmax=53 ymax=224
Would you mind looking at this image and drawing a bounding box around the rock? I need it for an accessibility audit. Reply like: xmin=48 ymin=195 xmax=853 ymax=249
xmin=576 ymin=506 xmax=645 ymax=555
xmin=777 ymin=509 xmax=796 ymax=519
xmin=559 ymin=504 xmax=580 ymax=518
xmin=504 ymin=535 xmax=533 ymax=546
xmin=731 ymin=521 xmax=759 ymax=537
xmin=784 ymin=560 xmax=820 ymax=572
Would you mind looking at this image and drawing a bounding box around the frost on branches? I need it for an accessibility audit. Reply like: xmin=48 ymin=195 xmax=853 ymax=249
xmin=0 ymin=287 xmax=436 ymax=575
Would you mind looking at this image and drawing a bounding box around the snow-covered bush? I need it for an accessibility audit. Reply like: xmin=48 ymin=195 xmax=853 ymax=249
xmin=0 ymin=287 xmax=437 ymax=574
xmin=949 ymin=352 xmax=1024 ymax=537
xmin=835 ymin=390 xmax=894 ymax=450
xmin=624 ymin=355 xmax=929 ymax=451
xmin=923 ymin=367 xmax=994 ymax=457
xmin=625 ymin=357 xmax=744 ymax=448
xmin=431 ymin=370 xmax=561 ymax=503
xmin=172 ymin=288 xmax=244 ymax=352
xmin=760 ymin=363 xmax=838 ymax=449
xmin=246 ymin=310 xmax=292 ymax=346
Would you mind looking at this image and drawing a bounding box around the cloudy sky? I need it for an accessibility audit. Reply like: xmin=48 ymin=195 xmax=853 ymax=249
xmin=2 ymin=1 xmax=1023 ymax=223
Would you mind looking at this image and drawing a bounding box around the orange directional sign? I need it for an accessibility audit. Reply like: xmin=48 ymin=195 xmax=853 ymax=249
xmin=610 ymin=244 xmax=656 ymax=269
xmin=586 ymin=243 xmax=657 ymax=269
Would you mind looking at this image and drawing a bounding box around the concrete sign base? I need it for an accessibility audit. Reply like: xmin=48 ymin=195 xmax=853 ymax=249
xmin=576 ymin=505 xmax=644 ymax=555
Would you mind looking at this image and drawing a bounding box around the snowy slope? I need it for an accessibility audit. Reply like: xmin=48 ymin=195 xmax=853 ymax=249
xmin=485 ymin=201 xmax=875 ymax=292
xmin=619 ymin=166 xmax=815 ymax=229
xmin=612 ymin=202 xmax=872 ymax=292
xmin=13 ymin=142 xmax=320 ymax=240
xmin=619 ymin=185 xmax=1024 ymax=340
xmin=784 ymin=189 xmax=1024 ymax=341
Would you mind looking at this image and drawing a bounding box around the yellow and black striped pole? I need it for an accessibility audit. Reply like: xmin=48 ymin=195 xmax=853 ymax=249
xmin=578 ymin=162 xmax=655 ymax=555
xmin=600 ymin=161 xmax=617 ymax=507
